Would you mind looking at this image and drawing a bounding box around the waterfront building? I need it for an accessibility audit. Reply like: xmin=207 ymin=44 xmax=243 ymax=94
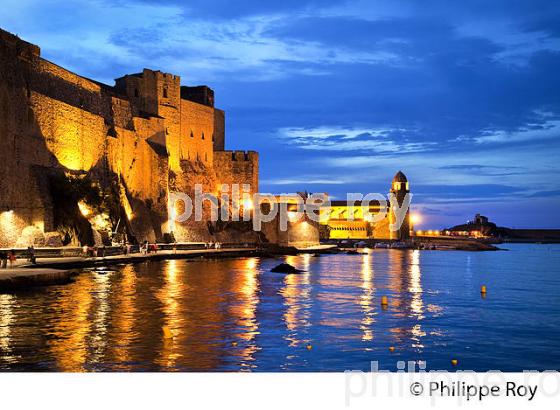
xmin=320 ymin=171 xmax=412 ymax=241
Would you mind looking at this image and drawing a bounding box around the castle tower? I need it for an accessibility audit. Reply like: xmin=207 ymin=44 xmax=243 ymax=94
xmin=115 ymin=69 xmax=182 ymax=171
xmin=389 ymin=170 xmax=411 ymax=241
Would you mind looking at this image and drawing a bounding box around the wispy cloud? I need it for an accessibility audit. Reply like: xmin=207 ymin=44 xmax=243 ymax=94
xmin=278 ymin=126 xmax=435 ymax=153
xmin=260 ymin=177 xmax=348 ymax=185
xmin=473 ymin=119 xmax=560 ymax=144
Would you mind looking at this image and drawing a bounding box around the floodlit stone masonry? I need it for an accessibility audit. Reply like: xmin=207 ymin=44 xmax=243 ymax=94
xmin=0 ymin=28 xmax=258 ymax=247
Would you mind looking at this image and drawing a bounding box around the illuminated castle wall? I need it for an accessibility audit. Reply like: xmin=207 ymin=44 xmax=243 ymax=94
xmin=0 ymin=28 xmax=258 ymax=247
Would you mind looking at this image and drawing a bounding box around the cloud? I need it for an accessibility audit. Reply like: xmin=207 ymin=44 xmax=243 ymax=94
xmin=473 ymin=119 xmax=560 ymax=144
xmin=278 ymin=126 xmax=435 ymax=153
xmin=260 ymin=177 xmax=348 ymax=185
xmin=2 ymin=0 xmax=560 ymax=227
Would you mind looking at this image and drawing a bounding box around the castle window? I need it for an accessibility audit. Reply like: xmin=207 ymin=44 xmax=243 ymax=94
xmin=205 ymin=153 xmax=208 ymax=162
xmin=201 ymin=132 xmax=205 ymax=140
xmin=163 ymin=88 xmax=168 ymax=98
xmin=190 ymin=130 xmax=194 ymax=138
xmin=212 ymin=134 xmax=215 ymax=142
xmin=134 ymin=88 xmax=139 ymax=97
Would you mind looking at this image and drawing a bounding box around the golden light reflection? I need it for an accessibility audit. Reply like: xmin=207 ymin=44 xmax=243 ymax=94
xmin=408 ymin=250 xmax=424 ymax=320
xmin=236 ymin=258 xmax=259 ymax=334
xmin=408 ymin=250 xmax=427 ymax=348
xmin=0 ymin=294 xmax=19 ymax=364
xmin=90 ymin=273 xmax=112 ymax=364
xmin=301 ymin=253 xmax=311 ymax=271
xmin=156 ymin=259 xmax=185 ymax=369
xmin=48 ymin=276 xmax=94 ymax=371
xmin=230 ymin=257 xmax=261 ymax=370
xmin=360 ymin=252 xmax=375 ymax=341
xmin=111 ymin=265 xmax=137 ymax=368
xmin=386 ymin=250 xmax=429 ymax=349
xmin=280 ymin=256 xmax=311 ymax=347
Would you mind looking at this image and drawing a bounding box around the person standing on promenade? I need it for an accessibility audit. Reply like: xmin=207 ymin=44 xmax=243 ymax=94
xmin=8 ymin=250 xmax=16 ymax=268
xmin=0 ymin=250 xmax=7 ymax=269
xmin=27 ymin=246 xmax=36 ymax=264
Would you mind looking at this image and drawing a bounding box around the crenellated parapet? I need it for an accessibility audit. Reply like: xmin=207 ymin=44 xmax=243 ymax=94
xmin=214 ymin=151 xmax=259 ymax=194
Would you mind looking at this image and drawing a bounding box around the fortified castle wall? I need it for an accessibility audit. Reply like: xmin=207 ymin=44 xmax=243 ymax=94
xmin=0 ymin=28 xmax=258 ymax=247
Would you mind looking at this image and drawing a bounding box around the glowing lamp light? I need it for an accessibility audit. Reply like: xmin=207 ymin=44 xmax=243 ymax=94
xmin=78 ymin=201 xmax=91 ymax=217
xmin=410 ymin=213 xmax=421 ymax=225
xmin=243 ymin=198 xmax=254 ymax=210
xmin=287 ymin=211 xmax=299 ymax=222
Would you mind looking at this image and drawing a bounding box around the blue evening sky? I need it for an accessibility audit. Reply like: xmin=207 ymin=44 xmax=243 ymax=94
xmin=2 ymin=0 xmax=559 ymax=229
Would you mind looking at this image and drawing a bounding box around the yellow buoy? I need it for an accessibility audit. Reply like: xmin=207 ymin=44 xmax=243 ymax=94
xmin=162 ymin=326 xmax=174 ymax=340
xmin=451 ymin=359 xmax=458 ymax=366
xmin=381 ymin=296 xmax=389 ymax=306
xmin=389 ymin=346 xmax=395 ymax=352
xmin=480 ymin=285 xmax=487 ymax=294
xmin=232 ymin=341 xmax=238 ymax=347
xmin=306 ymin=344 xmax=313 ymax=350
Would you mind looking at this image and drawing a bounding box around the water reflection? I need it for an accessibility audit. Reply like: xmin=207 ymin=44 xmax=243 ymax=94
xmin=47 ymin=276 xmax=95 ymax=371
xmin=281 ymin=255 xmax=312 ymax=347
xmin=156 ymin=259 xmax=185 ymax=369
xmin=110 ymin=265 xmax=138 ymax=370
xmin=385 ymin=250 xmax=430 ymax=350
xmin=1 ymin=245 xmax=557 ymax=371
xmin=408 ymin=250 xmax=426 ymax=348
xmin=91 ymin=273 xmax=112 ymax=365
xmin=230 ymin=257 xmax=261 ymax=370
xmin=360 ymin=251 xmax=375 ymax=342
xmin=0 ymin=294 xmax=17 ymax=364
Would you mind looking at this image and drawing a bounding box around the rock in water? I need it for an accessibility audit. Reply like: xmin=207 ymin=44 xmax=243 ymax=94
xmin=271 ymin=263 xmax=302 ymax=273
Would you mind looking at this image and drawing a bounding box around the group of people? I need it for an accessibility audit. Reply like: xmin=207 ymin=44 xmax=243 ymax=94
xmin=1 ymin=240 xmax=227 ymax=268
xmin=140 ymin=241 xmax=158 ymax=255
xmin=0 ymin=249 xmax=17 ymax=269
xmin=82 ymin=245 xmax=108 ymax=258
xmin=0 ymin=247 xmax=36 ymax=269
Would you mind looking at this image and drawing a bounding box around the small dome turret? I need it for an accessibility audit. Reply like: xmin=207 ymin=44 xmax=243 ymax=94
xmin=392 ymin=170 xmax=407 ymax=183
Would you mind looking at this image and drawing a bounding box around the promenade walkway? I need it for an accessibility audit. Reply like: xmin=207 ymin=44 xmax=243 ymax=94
xmin=0 ymin=247 xmax=257 ymax=290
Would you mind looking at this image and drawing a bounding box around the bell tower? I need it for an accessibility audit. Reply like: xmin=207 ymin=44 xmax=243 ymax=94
xmin=389 ymin=170 xmax=411 ymax=241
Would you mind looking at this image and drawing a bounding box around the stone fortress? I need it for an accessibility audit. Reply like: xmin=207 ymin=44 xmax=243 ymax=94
xmin=0 ymin=28 xmax=411 ymax=249
xmin=0 ymin=28 xmax=258 ymax=247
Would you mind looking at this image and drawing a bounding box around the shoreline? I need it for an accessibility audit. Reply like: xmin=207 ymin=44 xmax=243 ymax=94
xmin=2 ymin=240 xmax=537 ymax=291
xmin=0 ymin=245 xmax=336 ymax=291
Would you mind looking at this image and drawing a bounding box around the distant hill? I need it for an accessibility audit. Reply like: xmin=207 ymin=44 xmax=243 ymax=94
xmin=446 ymin=214 xmax=560 ymax=243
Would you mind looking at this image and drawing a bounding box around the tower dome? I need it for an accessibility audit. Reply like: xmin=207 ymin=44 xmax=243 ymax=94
xmin=392 ymin=170 xmax=407 ymax=183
